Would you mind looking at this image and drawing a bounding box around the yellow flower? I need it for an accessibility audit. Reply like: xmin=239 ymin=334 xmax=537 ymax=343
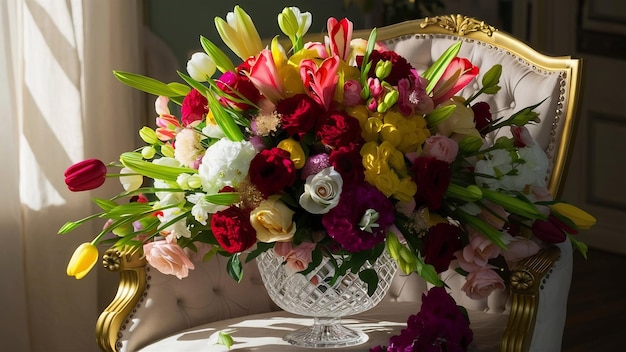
xmin=66 ymin=242 xmax=98 ymax=279
xmin=250 ymin=195 xmax=297 ymax=243
xmin=215 ymin=6 xmax=263 ymax=60
xmin=277 ymin=138 xmax=306 ymax=169
xmin=550 ymin=202 xmax=596 ymax=230
xmin=436 ymin=97 xmax=481 ymax=137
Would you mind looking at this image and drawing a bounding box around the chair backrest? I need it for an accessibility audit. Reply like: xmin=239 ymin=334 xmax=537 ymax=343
xmin=96 ymin=15 xmax=581 ymax=352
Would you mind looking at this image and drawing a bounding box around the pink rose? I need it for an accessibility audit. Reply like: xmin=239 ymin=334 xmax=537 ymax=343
xmin=421 ymin=134 xmax=459 ymax=163
xmin=455 ymin=231 xmax=502 ymax=272
xmin=502 ymin=236 xmax=541 ymax=263
xmin=343 ymin=80 xmax=362 ymax=106
xmin=461 ymin=267 xmax=505 ymax=300
xmin=284 ymin=242 xmax=316 ymax=273
xmin=143 ymin=240 xmax=195 ymax=279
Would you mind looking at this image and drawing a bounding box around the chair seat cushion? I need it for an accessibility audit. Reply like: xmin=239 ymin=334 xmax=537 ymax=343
xmin=136 ymin=301 xmax=507 ymax=351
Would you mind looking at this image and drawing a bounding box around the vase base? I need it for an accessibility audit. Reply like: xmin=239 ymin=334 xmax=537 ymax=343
xmin=283 ymin=319 xmax=368 ymax=348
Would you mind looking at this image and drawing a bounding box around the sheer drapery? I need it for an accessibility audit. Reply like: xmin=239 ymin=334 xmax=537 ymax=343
xmin=0 ymin=1 xmax=144 ymax=351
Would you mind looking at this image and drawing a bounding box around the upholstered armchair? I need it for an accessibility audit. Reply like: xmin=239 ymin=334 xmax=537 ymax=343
xmin=96 ymin=15 xmax=581 ymax=352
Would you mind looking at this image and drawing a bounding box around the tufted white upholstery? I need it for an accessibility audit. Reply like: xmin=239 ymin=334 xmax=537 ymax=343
xmin=101 ymin=16 xmax=581 ymax=352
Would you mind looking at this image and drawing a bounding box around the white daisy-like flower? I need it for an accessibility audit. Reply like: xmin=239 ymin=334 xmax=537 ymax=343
xmin=174 ymin=128 xmax=204 ymax=168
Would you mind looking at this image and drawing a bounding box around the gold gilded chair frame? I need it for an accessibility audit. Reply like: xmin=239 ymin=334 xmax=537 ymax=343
xmin=96 ymin=15 xmax=581 ymax=352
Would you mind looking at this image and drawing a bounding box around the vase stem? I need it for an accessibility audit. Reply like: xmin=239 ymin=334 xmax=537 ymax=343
xmin=283 ymin=317 xmax=368 ymax=348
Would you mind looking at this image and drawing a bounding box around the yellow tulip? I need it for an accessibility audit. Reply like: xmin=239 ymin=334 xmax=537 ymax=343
xmin=550 ymin=202 xmax=596 ymax=230
xmin=66 ymin=242 xmax=99 ymax=279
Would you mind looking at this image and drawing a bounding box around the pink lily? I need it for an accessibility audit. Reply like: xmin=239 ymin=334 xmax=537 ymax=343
xmin=327 ymin=17 xmax=353 ymax=61
xmin=300 ymin=55 xmax=340 ymax=111
xmin=248 ymin=49 xmax=285 ymax=103
xmin=431 ymin=57 xmax=479 ymax=106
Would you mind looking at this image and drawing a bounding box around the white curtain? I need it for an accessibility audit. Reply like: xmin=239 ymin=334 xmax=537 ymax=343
xmin=0 ymin=1 xmax=144 ymax=351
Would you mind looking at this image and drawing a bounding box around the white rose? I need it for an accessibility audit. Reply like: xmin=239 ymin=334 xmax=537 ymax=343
xmin=299 ymin=167 xmax=343 ymax=214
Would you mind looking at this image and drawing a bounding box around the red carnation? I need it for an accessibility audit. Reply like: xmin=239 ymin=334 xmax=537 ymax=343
xmin=181 ymin=89 xmax=208 ymax=126
xmin=411 ymin=157 xmax=451 ymax=210
xmin=276 ymin=94 xmax=324 ymax=137
xmin=423 ymin=223 xmax=463 ymax=273
xmin=472 ymin=101 xmax=492 ymax=134
xmin=356 ymin=49 xmax=414 ymax=86
xmin=64 ymin=159 xmax=107 ymax=192
xmin=210 ymin=206 xmax=257 ymax=254
xmin=317 ymin=110 xmax=363 ymax=149
xmin=329 ymin=144 xmax=364 ymax=183
xmin=249 ymin=147 xmax=297 ymax=197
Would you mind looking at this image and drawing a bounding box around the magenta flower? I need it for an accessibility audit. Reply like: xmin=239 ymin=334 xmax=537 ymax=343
xmin=300 ymin=56 xmax=340 ymax=111
xmin=322 ymin=182 xmax=394 ymax=252
xmin=64 ymin=159 xmax=107 ymax=192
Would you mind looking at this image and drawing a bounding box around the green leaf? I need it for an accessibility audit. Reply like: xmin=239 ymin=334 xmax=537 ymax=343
xmin=113 ymin=70 xmax=185 ymax=98
xmin=93 ymin=198 xmax=118 ymax=211
xmin=166 ymin=82 xmax=191 ymax=96
xmin=177 ymin=71 xmax=210 ymax=96
xmin=481 ymin=188 xmax=545 ymax=220
xmin=245 ymin=242 xmax=274 ymax=263
xmin=120 ymin=152 xmax=197 ymax=181
xmin=569 ymin=235 xmax=588 ymax=259
xmin=57 ymin=212 xmax=105 ymax=234
xmin=205 ymin=85 xmax=245 ymax=142
xmin=422 ymin=41 xmax=462 ymax=93
xmin=205 ymin=192 xmax=240 ymax=205
xmin=200 ymin=35 xmax=235 ymax=73
xmin=415 ymin=255 xmax=444 ymax=286
xmin=457 ymin=210 xmax=508 ymax=249
xmin=358 ymin=268 xmax=379 ymax=296
xmin=106 ymin=203 xmax=155 ymax=218
xmin=227 ymin=254 xmax=244 ymax=282
xmin=425 ymin=104 xmax=456 ymax=127
xmin=482 ymin=85 xmax=501 ymax=95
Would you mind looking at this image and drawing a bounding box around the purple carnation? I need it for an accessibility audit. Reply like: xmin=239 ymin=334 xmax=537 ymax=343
xmin=322 ymin=182 xmax=394 ymax=252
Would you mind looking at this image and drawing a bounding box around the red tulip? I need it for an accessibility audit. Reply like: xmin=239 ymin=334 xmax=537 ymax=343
xmin=431 ymin=57 xmax=479 ymax=106
xmin=64 ymin=159 xmax=107 ymax=192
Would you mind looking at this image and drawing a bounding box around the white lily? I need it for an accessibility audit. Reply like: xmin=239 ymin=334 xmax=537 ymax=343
xmin=215 ymin=6 xmax=263 ymax=60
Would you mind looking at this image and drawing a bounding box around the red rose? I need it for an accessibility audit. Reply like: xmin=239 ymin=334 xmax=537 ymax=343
xmin=329 ymin=144 xmax=364 ymax=183
xmin=64 ymin=158 xmax=107 ymax=192
xmin=411 ymin=157 xmax=451 ymax=210
xmin=216 ymin=62 xmax=260 ymax=110
xmin=249 ymin=147 xmax=297 ymax=196
xmin=356 ymin=49 xmax=414 ymax=86
xmin=317 ymin=110 xmax=363 ymax=149
xmin=471 ymin=101 xmax=492 ymax=134
xmin=181 ymin=89 xmax=208 ymax=126
xmin=211 ymin=206 xmax=257 ymax=254
xmin=423 ymin=223 xmax=463 ymax=273
xmin=276 ymin=94 xmax=323 ymax=137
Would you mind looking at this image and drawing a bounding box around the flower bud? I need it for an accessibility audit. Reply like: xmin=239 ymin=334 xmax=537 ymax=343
xmin=458 ymin=135 xmax=483 ymax=153
xmin=64 ymin=159 xmax=107 ymax=192
xmin=375 ymin=60 xmax=392 ymax=80
xmin=120 ymin=167 xmax=143 ymax=191
xmin=139 ymin=126 xmax=159 ymax=145
xmin=186 ymin=52 xmax=216 ymax=82
xmin=161 ymin=144 xmax=175 ymax=158
xmin=141 ymin=146 xmax=156 ymax=159
xmin=550 ymin=202 xmax=596 ymax=230
xmin=383 ymin=89 xmax=399 ymax=107
xmin=66 ymin=242 xmax=98 ymax=279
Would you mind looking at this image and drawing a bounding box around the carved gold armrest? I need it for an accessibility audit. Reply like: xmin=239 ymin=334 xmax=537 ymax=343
xmin=96 ymin=247 xmax=147 ymax=352
xmin=500 ymin=246 xmax=561 ymax=352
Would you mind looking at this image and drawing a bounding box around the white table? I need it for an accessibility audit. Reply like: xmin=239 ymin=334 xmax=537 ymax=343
xmin=138 ymin=302 xmax=506 ymax=351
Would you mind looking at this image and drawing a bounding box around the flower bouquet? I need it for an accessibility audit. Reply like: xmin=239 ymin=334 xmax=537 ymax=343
xmin=61 ymin=5 xmax=595 ymax=351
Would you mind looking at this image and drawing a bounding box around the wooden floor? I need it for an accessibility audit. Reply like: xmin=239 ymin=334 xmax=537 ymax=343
xmin=562 ymin=247 xmax=626 ymax=351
